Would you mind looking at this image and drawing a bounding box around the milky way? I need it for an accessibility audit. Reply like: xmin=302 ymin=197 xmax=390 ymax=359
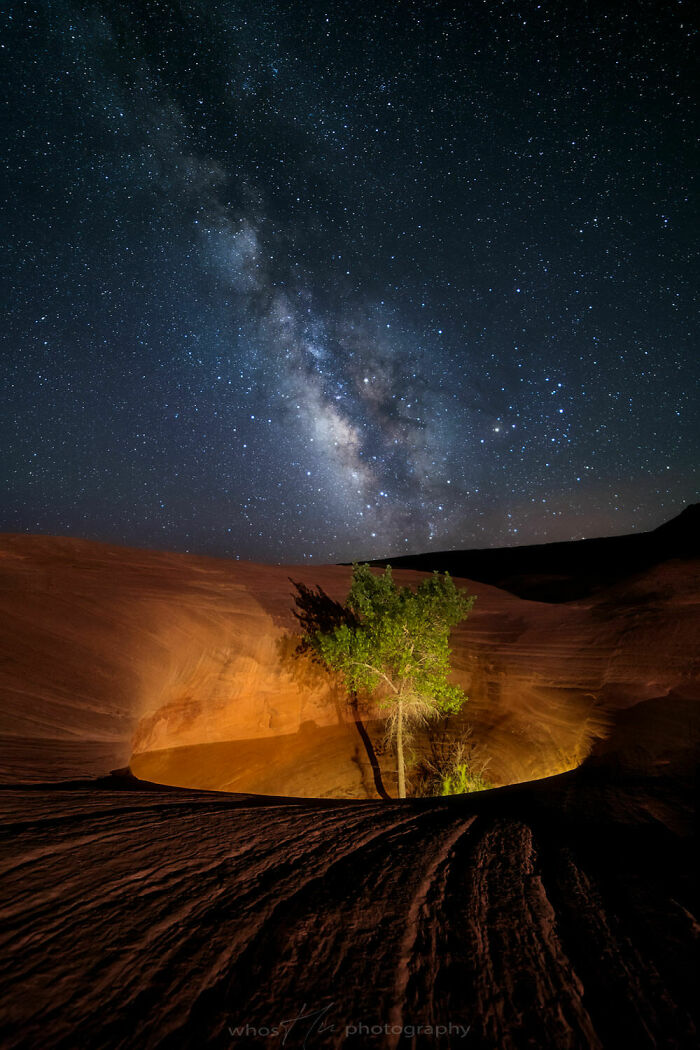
xmin=3 ymin=1 xmax=698 ymax=561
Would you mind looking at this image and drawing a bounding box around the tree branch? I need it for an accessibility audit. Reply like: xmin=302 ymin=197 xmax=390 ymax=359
xmin=347 ymin=659 xmax=399 ymax=694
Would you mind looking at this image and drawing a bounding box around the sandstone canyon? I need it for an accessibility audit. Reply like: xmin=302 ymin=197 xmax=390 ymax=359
xmin=0 ymin=510 xmax=697 ymax=1048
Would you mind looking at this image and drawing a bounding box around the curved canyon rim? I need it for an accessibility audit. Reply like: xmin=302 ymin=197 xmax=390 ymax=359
xmin=0 ymin=518 xmax=697 ymax=1050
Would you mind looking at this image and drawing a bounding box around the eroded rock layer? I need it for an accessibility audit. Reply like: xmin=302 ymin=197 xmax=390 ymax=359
xmin=1 ymin=533 xmax=697 ymax=796
xmin=0 ymin=766 xmax=696 ymax=1049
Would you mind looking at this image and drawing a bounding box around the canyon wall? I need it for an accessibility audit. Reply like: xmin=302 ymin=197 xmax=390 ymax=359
xmin=1 ymin=533 xmax=697 ymax=796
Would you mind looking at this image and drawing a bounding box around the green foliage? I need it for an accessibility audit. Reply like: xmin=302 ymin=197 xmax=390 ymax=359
xmin=440 ymin=761 xmax=493 ymax=795
xmin=413 ymin=727 xmax=492 ymax=797
xmin=308 ymin=563 xmax=474 ymax=716
xmin=301 ymin=564 xmax=475 ymax=797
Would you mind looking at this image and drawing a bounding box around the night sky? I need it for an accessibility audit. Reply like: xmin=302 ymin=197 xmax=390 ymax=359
xmin=3 ymin=1 xmax=698 ymax=563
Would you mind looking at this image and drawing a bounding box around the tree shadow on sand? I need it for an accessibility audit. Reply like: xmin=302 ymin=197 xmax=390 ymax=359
xmin=278 ymin=580 xmax=391 ymax=801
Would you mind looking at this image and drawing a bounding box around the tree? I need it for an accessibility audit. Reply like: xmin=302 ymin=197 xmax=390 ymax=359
xmin=299 ymin=563 xmax=475 ymax=798
xmin=289 ymin=578 xmax=390 ymax=800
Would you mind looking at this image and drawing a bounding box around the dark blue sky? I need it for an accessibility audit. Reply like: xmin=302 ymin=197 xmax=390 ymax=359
xmin=3 ymin=1 xmax=698 ymax=562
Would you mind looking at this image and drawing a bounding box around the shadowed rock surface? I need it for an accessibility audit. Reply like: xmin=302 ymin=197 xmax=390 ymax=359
xmin=369 ymin=502 xmax=700 ymax=602
xmin=0 ymin=518 xmax=698 ymax=1048
xmin=0 ymin=763 xmax=696 ymax=1049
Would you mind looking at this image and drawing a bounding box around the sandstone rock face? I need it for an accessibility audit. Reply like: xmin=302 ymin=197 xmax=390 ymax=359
xmin=0 ymin=537 xmax=362 ymax=792
xmin=0 ymin=532 xmax=697 ymax=1049
xmin=0 ymin=534 xmax=698 ymax=796
xmin=0 ymin=767 xmax=696 ymax=1050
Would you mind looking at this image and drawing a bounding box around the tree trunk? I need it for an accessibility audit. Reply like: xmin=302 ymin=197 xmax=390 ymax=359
xmin=396 ymin=700 xmax=406 ymax=799
xmin=349 ymin=691 xmax=390 ymax=801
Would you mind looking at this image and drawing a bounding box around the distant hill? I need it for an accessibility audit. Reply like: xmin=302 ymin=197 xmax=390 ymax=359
xmin=367 ymin=504 xmax=700 ymax=602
